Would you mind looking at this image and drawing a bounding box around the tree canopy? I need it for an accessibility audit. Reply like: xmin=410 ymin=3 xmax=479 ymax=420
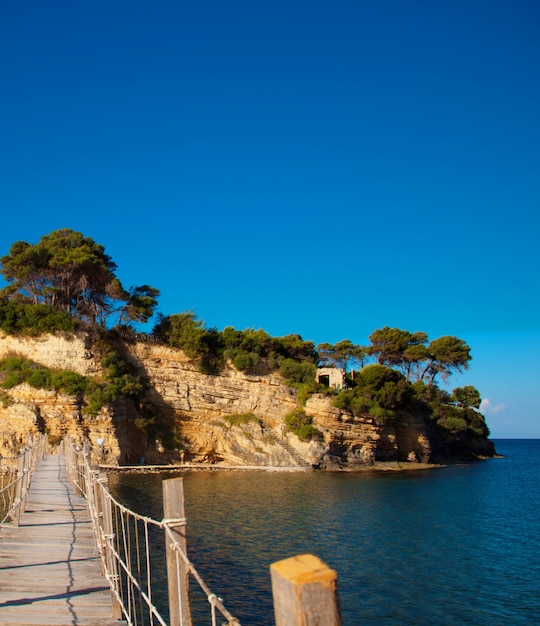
xmin=367 ymin=326 xmax=471 ymax=384
xmin=317 ymin=340 xmax=366 ymax=371
xmin=0 ymin=229 xmax=159 ymax=327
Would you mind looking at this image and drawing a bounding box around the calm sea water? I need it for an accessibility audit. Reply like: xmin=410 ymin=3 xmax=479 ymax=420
xmin=108 ymin=439 xmax=540 ymax=625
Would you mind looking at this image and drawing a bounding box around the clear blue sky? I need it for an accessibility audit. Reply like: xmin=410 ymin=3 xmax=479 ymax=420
xmin=1 ymin=1 xmax=538 ymax=438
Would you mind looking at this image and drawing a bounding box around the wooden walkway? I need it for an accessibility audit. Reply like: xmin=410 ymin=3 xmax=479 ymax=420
xmin=0 ymin=454 xmax=121 ymax=626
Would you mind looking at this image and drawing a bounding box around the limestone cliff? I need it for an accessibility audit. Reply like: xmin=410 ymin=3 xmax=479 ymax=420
xmin=0 ymin=331 xmax=493 ymax=468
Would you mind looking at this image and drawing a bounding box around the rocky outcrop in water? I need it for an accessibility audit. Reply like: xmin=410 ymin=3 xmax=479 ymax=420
xmin=0 ymin=331 xmax=494 ymax=468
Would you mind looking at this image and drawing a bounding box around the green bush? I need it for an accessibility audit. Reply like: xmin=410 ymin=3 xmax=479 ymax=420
xmin=294 ymin=382 xmax=318 ymax=406
xmin=296 ymin=423 xmax=323 ymax=441
xmin=0 ymin=390 xmax=12 ymax=408
xmin=285 ymin=408 xmax=323 ymax=441
xmin=223 ymin=412 xmax=260 ymax=426
xmin=0 ymin=300 xmax=76 ymax=335
xmin=0 ymin=346 xmax=144 ymax=417
xmin=467 ymin=410 xmax=490 ymax=436
xmin=0 ymin=356 xmax=37 ymax=388
xmin=232 ymin=351 xmax=260 ymax=371
xmin=368 ymin=405 xmax=395 ymax=425
xmin=438 ymin=415 xmax=468 ymax=433
xmin=26 ymin=369 xmax=52 ymax=389
xmin=279 ymin=359 xmax=316 ymax=384
xmin=332 ymin=365 xmax=408 ymax=423
xmin=332 ymin=389 xmax=356 ymax=412
xmin=50 ymin=370 xmax=87 ymax=395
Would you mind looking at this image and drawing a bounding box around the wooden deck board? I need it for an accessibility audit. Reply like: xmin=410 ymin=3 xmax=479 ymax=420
xmin=0 ymin=454 xmax=122 ymax=625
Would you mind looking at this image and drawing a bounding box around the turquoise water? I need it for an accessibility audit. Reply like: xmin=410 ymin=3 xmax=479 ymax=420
xmin=109 ymin=440 xmax=540 ymax=625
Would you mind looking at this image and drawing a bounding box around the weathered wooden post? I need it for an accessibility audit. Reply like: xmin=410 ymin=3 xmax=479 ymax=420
xmin=20 ymin=447 xmax=32 ymax=513
xmin=163 ymin=477 xmax=191 ymax=626
xmin=65 ymin=442 xmax=74 ymax=484
xmin=270 ymin=554 xmax=342 ymax=626
xmin=11 ymin=452 xmax=26 ymax=527
xmin=91 ymin=470 xmax=105 ymax=567
xmin=98 ymin=473 xmax=123 ymax=620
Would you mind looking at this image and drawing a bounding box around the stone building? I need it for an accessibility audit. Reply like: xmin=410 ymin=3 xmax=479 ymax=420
xmin=316 ymin=367 xmax=345 ymax=390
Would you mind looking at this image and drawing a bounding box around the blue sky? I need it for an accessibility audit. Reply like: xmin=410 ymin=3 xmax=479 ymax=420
xmin=1 ymin=1 xmax=539 ymax=437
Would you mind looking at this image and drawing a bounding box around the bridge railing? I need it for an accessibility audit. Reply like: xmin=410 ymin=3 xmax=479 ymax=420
xmin=65 ymin=441 xmax=241 ymax=626
xmin=0 ymin=434 xmax=48 ymax=527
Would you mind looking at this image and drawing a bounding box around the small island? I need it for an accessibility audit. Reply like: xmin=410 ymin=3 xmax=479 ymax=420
xmin=0 ymin=229 xmax=495 ymax=469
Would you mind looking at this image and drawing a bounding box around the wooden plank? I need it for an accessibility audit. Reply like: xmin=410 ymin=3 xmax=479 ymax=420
xmin=0 ymin=454 xmax=123 ymax=625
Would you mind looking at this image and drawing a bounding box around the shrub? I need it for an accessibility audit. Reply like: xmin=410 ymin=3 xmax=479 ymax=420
xmin=295 ymin=382 xmax=318 ymax=406
xmin=438 ymin=416 xmax=468 ymax=433
xmin=223 ymin=412 xmax=260 ymax=426
xmin=0 ymin=356 xmax=37 ymax=388
xmin=50 ymin=370 xmax=87 ymax=395
xmin=26 ymin=369 xmax=52 ymax=389
xmin=232 ymin=351 xmax=260 ymax=371
xmin=0 ymin=300 xmax=76 ymax=335
xmin=332 ymin=363 xmax=412 ymax=424
xmin=333 ymin=389 xmax=356 ymax=412
xmin=284 ymin=408 xmax=323 ymax=441
xmin=368 ymin=405 xmax=395 ymax=425
xmin=279 ymin=359 xmax=316 ymax=384
xmin=0 ymin=390 xmax=12 ymax=408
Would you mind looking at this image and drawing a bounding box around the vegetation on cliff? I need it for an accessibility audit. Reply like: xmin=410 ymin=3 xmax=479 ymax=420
xmin=0 ymin=348 xmax=142 ymax=417
xmin=0 ymin=229 xmax=492 ymax=459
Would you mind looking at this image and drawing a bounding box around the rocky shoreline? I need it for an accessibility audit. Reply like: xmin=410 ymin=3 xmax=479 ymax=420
xmin=0 ymin=331 xmax=497 ymax=470
xmin=100 ymin=459 xmax=445 ymax=473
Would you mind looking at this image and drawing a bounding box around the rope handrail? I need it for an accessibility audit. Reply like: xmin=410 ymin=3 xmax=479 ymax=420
xmin=0 ymin=435 xmax=48 ymax=527
xmin=65 ymin=440 xmax=242 ymax=626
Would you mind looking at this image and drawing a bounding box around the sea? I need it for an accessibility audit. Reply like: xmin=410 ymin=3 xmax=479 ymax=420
xmin=108 ymin=439 xmax=540 ymax=625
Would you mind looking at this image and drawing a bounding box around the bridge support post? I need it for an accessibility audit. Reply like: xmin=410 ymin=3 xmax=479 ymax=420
xmin=270 ymin=554 xmax=342 ymax=626
xmin=163 ymin=477 xmax=192 ymax=626
xmin=11 ymin=453 xmax=25 ymax=527
xmin=21 ymin=447 xmax=32 ymax=513
xmin=97 ymin=474 xmax=123 ymax=620
xmin=65 ymin=442 xmax=75 ymax=484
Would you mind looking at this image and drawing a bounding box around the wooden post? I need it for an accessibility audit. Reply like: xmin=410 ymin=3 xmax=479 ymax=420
xmin=93 ymin=472 xmax=105 ymax=568
xmin=270 ymin=554 xmax=342 ymax=626
xmin=163 ymin=477 xmax=191 ymax=626
xmin=21 ymin=448 xmax=32 ymax=513
xmin=11 ymin=453 xmax=25 ymax=527
xmin=99 ymin=474 xmax=123 ymax=620
xmin=65 ymin=443 xmax=74 ymax=483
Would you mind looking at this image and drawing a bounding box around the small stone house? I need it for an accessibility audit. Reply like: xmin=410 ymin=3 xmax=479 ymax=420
xmin=316 ymin=367 xmax=345 ymax=390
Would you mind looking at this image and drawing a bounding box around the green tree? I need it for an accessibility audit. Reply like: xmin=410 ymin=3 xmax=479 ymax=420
xmin=154 ymin=312 xmax=209 ymax=358
xmin=272 ymin=334 xmax=317 ymax=363
xmin=367 ymin=327 xmax=428 ymax=379
xmin=121 ymin=285 xmax=160 ymax=324
xmin=317 ymin=340 xmax=367 ymax=371
xmin=368 ymin=327 xmax=471 ymax=384
xmin=0 ymin=229 xmax=159 ymax=328
xmin=284 ymin=408 xmax=323 ymax=441
xmin=452 ymin=385 xmax=481 ymax=409
xmin=0 ymin=300 xmax=76 ymax=335
xmin=422 ymin=336 xmax=471 ymax=384
xmin=221 ymin=327 xmax=272 ymax=371
xmin=333 ymin=364 xmax=411 ymax=424
xmin=316 ymin=342 xmax=335 ymax=367
xmin=279 ymin=358 xmax=317 ymax=384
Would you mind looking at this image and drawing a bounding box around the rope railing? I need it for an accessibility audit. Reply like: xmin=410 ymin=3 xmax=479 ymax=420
xmin=0 ymin=435 xmax=48 ymax=527
xmin=65 ymin=440 xmax=241 ymax=626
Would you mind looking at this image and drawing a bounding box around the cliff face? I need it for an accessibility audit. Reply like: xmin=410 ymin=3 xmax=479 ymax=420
xmin=0 ymin=332 xmax=492 ymax=468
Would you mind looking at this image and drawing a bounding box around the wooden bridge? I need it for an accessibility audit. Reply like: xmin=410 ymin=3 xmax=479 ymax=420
xmin=0 ymin=452 xmax=117 ymax=625
xmin=0 ymin=438 xmax=341 ymax=626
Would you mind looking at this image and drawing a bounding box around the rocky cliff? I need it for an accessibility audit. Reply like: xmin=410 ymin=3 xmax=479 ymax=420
xmin=0 ymin=331 xmax=493 ymax=468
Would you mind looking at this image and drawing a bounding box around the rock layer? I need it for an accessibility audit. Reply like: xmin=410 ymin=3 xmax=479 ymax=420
xmin=0 ymin=332 xmax=493 ymax=468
